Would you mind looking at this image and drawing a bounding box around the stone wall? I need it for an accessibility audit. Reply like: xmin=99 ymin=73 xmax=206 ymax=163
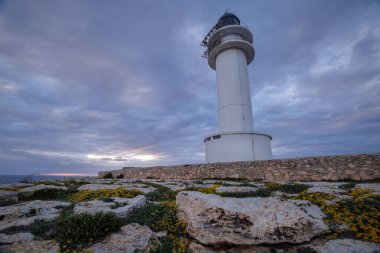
xmin=98 ymin=153 xmax=380 ymax=181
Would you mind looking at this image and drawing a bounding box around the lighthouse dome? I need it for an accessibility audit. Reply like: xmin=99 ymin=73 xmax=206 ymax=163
xmin=216 ymin=12 xmax=240 ymax=29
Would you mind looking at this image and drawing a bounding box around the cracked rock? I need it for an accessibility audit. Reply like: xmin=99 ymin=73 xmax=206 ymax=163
xmin=176 ymin=191 xmax=328 ymax=246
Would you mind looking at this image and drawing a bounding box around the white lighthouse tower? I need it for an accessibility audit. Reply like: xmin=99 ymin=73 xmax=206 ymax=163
xmin=201 ymin=12 xmax=272 ymax=163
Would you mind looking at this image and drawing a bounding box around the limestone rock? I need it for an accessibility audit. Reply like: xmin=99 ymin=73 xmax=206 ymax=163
xmin=188 ymin=242 xmax=275 ymax=253
xmin=74 ymin=195 xmax=146 ymax=218
xmin=176 ymin=191 xmax=328 ymax=245
xmin=0 ymin=232 xmax=34 ymax=244
xmin=77 ymin=183 xmax=155 ymax=194
xmin=190 ymin=239 xmax=380 ymax=253
xmin=150 ymin=180 xmax=190 ymax=191
xmin=305 ymin=182 xmax=346 ymax=194
xmin=0 ymin=190 xmax=18 ymax=203
xmin=215 ymin=186 xmax=258 ymax=194
xmin=356 ymin=183 xmax=380 ymax=194
xmin=0 ymin=183 xmax=33 ymax=189
xmin=0 ymin=200 xmax=70 ymax=231
xmin=19 ymin=184 xmax=68 ymax=193
xmin=203 ymin=180 xmax=245 ymax=186
xmin=300 ymin=239 xmax=380 ymax=253
xmin=89 ymin=223 xmax=158 ymax=253
xmin=0 ymin=239 xmax=59 ymax=253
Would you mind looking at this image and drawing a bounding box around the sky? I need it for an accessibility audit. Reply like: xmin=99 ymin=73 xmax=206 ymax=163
xmin=0 ymin=0 xmax=379 ymax=175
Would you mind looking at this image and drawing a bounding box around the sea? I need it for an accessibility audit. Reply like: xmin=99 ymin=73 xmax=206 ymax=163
xmin=0 ymin=175 xmax=94 ymax=183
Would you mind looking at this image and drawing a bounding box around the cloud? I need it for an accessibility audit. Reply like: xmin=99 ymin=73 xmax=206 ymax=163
xmin=0 ymin=0 xmax=379 ymax=175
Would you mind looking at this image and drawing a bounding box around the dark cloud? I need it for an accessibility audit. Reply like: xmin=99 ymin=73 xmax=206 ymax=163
xmin=0 ymin=0 xmax=379 ymax=175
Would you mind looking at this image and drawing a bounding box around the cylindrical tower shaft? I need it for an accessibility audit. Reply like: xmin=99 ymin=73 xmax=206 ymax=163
xmin=216 ymin=47 xmax=254 ymax=132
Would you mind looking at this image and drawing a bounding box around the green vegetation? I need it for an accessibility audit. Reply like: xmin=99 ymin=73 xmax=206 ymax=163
xmin=290 ymin=187 xmax=380 ymax=243
xmin=57 ymin=212 xmax=122 ymax=251
xmin=32 ymin=180 xmax=63 ymax=186
xmin=1 ymin=218 xmax=59 ymax=240
xmin=127 ymin=201 xmax=189 ymax=253
xmin=324 ymin=187 xmax=380 ymax=242
xmin=1 ymin=204 xmax=74 ymax=239
xmin=151 ymin=237 xmax=176 ymax=253
xmin=219 ymin=188 xmax=272 ymax=198
xmin=265 ymin=182 xmax=309 ymax=194
xmin=182 ymin=184 xmax=219 ymax=194
xmin=68 ymin=187 xmax=142 ymax=202
xmin=145 ymin=183 xmax=177 ymax=202
xmin=0 ymin=187 xmax=18 ymax=191
xmin=291 ymin=191 xmax=336 ymax=206
xmin=62 ymin=179 xmax=90 ymax=186
xmin=116 ymin=174 xmax=124 ymax=179
xmin=0 ymin=200 xmax=18 ymax=207
xmin=102 ymin=172 xmax=113 ymax=179
xmin=339 ymin=182 xmax=357 ymax=190
xmin=18 ymin=188 xmax=78 ymax=202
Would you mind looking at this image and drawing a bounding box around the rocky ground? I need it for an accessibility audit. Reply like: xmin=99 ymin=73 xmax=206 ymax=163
xmin=0 ymin=176 xmax=379 ymax=253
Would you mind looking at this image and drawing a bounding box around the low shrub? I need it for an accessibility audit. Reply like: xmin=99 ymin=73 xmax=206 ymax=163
xmin=219 ymin=188 xmax=272 ymax=198
xmin=291 ymin=191 xmax=335 ymax=207
xmin=18 ymin=188 xmax=78 ymax=202
xmin=1 ymin=204 xmax=74 ymax=240
xmin=348 ymin=186 xmax=373 ymax=198
xmin=68 ymin=187 xmax=142 ymax=202
xmin=32 ymin=180 xmax=63 ymax=186
xmin=265 ymin=182 xmax=309 ymax=194
xmin=57 ymin=212 xmax=121 ymax=251
xmin=146 ymin=185 xmax=177 ymax=202
xmin=292 ymin=187 xmax=380 ymax=242
xmin=0 ymin=187 xmax=18 ymax=191
xmin=339 ymin=182 xmax=357 ymax=190
xmin=1 ymin=219 xmax=58 ymax=240
xmin=102 ymin=172 xmax=113 ymax=179
xmin=323 ymin=187 xmax=380 ymax=242
xmin=62 ymin=179 xmax=90 ymax=186
xmin=151 ymin=237 xmax=175 ymax=253
xmin=0 ymin=200 xmax=18 ymax=207
xmin=127 ymin=202 xmax=189 ymax=253
xmin=182 ymin=184 xmax=219 ymax=194
xmin=116 ymin=174 xmax=124 ymax=179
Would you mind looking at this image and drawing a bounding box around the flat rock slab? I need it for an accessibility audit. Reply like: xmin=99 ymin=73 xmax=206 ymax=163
xmin=0 ymin=200 xmax=70 ymax=231
xmin=300 ymin=239 xmax=380 ymax=253
xmin=148 ymin=181 xmax=190 ymax=191
xmin=77 ymin=184 xmax=155 ymax=194
xmin=305 ymin=182 xmax=346 ymax=194
xmin=19 ymin=184 xmax=68 ymax=193
xmin=203 ymin=180 xmax=262 ymax=187
xmin=304 ymin=182 xmax=346 ymax=187
xmin=0 ymin=232 xmax=34 ymax=244
xmin=0 ymin=239 xmax=59 ymax=253
xmin=0 ymin=190 xmax=18 ymax=202
xmin=356 ymin=183 xmax=380 ymax=194
xmin=189 ymin=242 xmax=274 ymax=253
xmin=189 ymin=239 xmax=380 ymax=253
xmin=90 ymin=223 xmax=158 ymax=253
xmin=307 ymin=187 xmax=346 ymax=194
xmin=0 ymin=183 xmax=33 ymax=189
xmin=177 ymin=191 xmax=328 ymax=246
xmin=74 ymin=195 xmax=146 ymax=218
xmin=216 ymin=186 xmax=258 ymax=194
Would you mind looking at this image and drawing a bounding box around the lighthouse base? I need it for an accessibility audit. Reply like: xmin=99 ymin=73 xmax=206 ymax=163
xmin=204 ymin=131 xmax=272 ymax=163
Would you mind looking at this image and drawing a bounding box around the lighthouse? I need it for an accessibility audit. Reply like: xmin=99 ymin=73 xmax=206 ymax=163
xmin=201 ymin=12 xmax=272 ymax=163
